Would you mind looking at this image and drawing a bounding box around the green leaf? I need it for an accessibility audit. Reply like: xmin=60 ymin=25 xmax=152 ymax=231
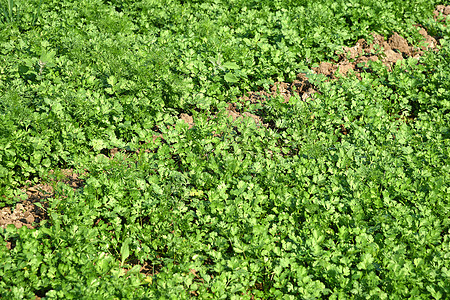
xmin=224 ymin=72 xmax=238 ymax=83
xmin=40 ymin=50 xmax=56 ymax=65
xmin=120 ymin=238 xmax=130 ymax=266
xmin=222 ymin=61 xmax=239 ymax=69
xmin=90 ymin=139 xmax=107 ymax=152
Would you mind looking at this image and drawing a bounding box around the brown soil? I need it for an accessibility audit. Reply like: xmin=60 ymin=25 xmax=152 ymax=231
xmin=176 ymin=6 xmax=449 ymax=133
xmin=0 ymin=201 xmax=46 ymax=231
xmin=242 ymin=72 xmax=317 ymax=104
xmin=434 ymin=5 xmax=450 ymax=21
xmin=1 ymin=169 xmax=84 ymax=234
xmin=2 ymin=5 xmax=449 ymax=232
xmin=226 ymin=7 xmax=446 ymax=120
xmin=313 ymin=29 xmax=437 ymax=77
xmin=220 ymin=18 xmax=443 ymax=128
xmin=180 ymin=113 xmax=195 ymax=129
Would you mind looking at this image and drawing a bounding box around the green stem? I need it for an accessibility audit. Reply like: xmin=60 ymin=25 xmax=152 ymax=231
xmin=7 ymin=0 xmax=14 ymax=23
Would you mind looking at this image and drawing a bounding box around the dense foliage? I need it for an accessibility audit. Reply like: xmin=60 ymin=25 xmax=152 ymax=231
xmin=1 ymin=0 xmax=449 ymax=298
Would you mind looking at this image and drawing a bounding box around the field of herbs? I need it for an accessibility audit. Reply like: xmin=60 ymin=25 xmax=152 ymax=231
xmin=1 ymin=0 xmax=449 ymax=298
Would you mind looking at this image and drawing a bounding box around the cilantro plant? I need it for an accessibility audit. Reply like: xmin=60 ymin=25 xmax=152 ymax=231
xmin=0 ymin=0 xmax=449 ymax=298
xmin=0 ymin=0 xmax=42 ymax=29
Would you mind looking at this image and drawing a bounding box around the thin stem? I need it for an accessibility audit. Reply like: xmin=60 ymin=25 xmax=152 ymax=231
xmin=7 ymin=0 xmax=14 ymax=23
xmin=32 ymin=0 xmax=43 ymax=26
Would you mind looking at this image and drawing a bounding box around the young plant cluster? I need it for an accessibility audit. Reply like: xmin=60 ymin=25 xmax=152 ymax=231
xmin=0 ymin=0 xmax=449 ymax=298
